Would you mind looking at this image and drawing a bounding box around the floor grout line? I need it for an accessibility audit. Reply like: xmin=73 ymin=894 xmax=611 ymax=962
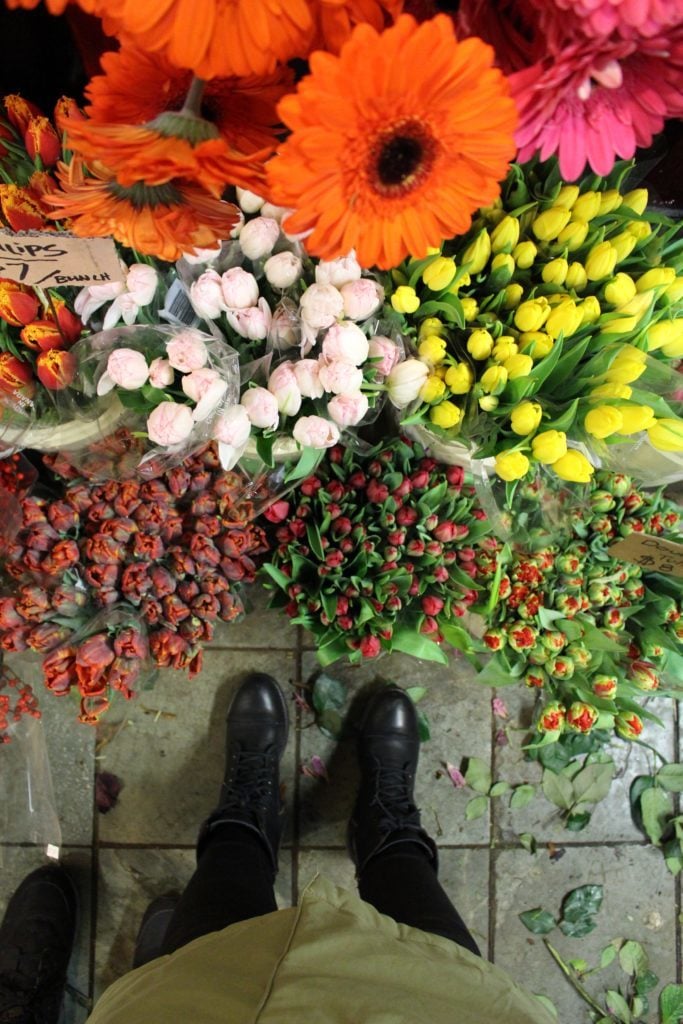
xmin=291 ymin=628 xmax=304 ymax=907
xmin=488 ymin=692 xmax=497 ymax=962
xmin=675 ymin=699 xmax=681 ymax=986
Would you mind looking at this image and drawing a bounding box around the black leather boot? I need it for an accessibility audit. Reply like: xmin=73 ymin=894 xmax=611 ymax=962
xmin=197 ymin=673 xmax=289 ymax=875
xmin=0 ymin=863 xmax=77 ymax=1024
xmin=348 ymin=687 xmax=437 ymax=874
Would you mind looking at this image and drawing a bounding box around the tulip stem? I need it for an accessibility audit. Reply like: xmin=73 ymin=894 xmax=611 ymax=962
xmin=543 ymin=940 xmax=606 ymax=1016
xmin=181 ymin=77 xmax=206 ymax=118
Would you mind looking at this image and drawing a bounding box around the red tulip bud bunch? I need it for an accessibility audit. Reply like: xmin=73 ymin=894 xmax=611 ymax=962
xmin=0 ymin=444 xmax=269 ymax=722
xmin=261 ymin=437 xmax=488 ymax=664
xmin=0 ymin=664 xmax=40 ymax=743
xmin=476 ymin=469 xmax=682 ymax=749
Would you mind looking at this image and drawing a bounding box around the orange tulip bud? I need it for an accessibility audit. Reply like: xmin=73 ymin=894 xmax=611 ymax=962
xmin=28 ymin=170 xmax=58 ymax=204
xmin=4 ymin=94 xmax=42 ymax=135
xmin=0 ymin=352 xmax=35 ymax=395
xmin=24 ymin=116 xmax=61 ymax=166
xmin=36 ymin=348 xmax=76 ymax=390
xmin=0 ymin=184 xmax=48 ymax=231
xmin=53 ymin=96 xmax=85 ymax=134
xmin=46 ymin=295 xmax=82 ymax=345
xmin=20 ymin=320 xmax=65 ymax=352
xmin=0 ymin=279 xmax=39 ymax=326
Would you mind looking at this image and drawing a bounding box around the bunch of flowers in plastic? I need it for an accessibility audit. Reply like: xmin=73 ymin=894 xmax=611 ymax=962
xmin=476 ymin=470 xmax=682 ymax=748
xmin=0 ymin=444 xmax=269 ymax=721
xmin=0 ymin=664 xmax=40 ymax=743
xmin=385 ymin=157 xmax=683 ymax=484
xmin=262 ymin=437 xmax=488 ymax=664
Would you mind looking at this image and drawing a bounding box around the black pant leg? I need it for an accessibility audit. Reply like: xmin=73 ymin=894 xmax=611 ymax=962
xmin=161 ymin=825 xmax=277 ymax=954
xmin=358 ymin=844 xmax=481 ymax=956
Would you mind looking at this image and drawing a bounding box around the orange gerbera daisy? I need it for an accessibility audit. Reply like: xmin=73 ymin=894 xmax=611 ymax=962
xmin=44 ymin=158 xmax=239 ymax=262
xmin=63 ymin=116 xmax=268 ymax=196
xmin=109 ymin=0 xmax=313 ymax=79
xmin=267 ymin=14 xmax=518 ymax=269
xmin=84 ymin=45 xmax=293 ymax=155
xmin=309 ymin=0 xmax=403 ymax=54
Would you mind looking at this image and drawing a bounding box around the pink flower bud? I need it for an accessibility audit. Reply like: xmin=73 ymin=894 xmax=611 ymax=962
xmin=327 ymin=391 xmax=369 ymax=427
xmin=166 ymin=330 xmax=208 ymax=372
xmin=212 ymin=404 xmax=251 ymax=447
xmin=220 ymin=267 xmax=259 ymax=309
xmin=126 ymin=264 xmax=158 ymax=305
xmin=182 ymin=368 xmax=229 ymax=422
xmin=238 ymin=216 xmax=280 ymax=259
xmin=318 ymin=359 xmax=363 ymax=395
xmin=340 ymin=278 xmax=383 ymax=321
xmin=146 ymin=401 xmax=195 ymax=446
xmin=264 ymin=251 xmax=302 ymax=289
xmin=105 ymin=347 xmax=149 ymax=390
xmin=268 ymin=361 xmax=302 ymax=416
xmin=321 ymin=321 xmax=369 ymax=366
xmin=292 ymin=416 xmax=340 ymax=449
xmin=225 ymin=297 xmax=271 ymax=340
xmin=148 ymin=357 xmax=174 ymax=388
xmin=315 ymin=252 xmax=361 ymax=288
xmin=241 ymin=387 xmax=279 ymax=429
xmin=368 ymin=335 xmax=400 ymax=377
xmin=299 ymin=283 xmax=344 ymax=331
xmin=293 ymin=358 xmax=324 ymax=399
xmin=190 ymin=269 xmax=225 ymax=319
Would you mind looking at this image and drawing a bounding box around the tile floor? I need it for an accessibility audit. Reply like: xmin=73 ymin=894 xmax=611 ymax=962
xmin=1 ymin=584 xmax=681 ymax=1023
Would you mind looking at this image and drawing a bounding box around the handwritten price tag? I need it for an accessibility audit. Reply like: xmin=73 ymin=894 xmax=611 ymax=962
xmin=608 ymin=534 xmax=683 ymax=578
xmin=0 ymin=230 xmax=124 ymax=288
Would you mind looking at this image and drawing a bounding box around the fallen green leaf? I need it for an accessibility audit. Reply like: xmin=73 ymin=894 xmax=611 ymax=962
xmin=542 ymin=769 xmax=575 ymax=811
xmin=465 ymin=795 xmax=488 ymax=821
xmin=465 ymin=756 xmax=492 ymax=795
xmin=657 ymin=763 xmax=683 ymax=793
xmin=559 ymin=917 xmax=597 ymax=938
xmin=519 ymin=908 xmax=556 ymax=935
xmin=510 ymin=784 xmax=536 ymax=810
xmin=660 ymin=983 xmax=683 ymax=1024
xmin=561 ymin=884 xmax=603 ymax=923
xmin=519 ymin=832 xmax=537 ymax=854
xmin=618 ymin=940 xmax=648 ymax=977
xmin=605 ymin=988 xmax=631 ymax=1023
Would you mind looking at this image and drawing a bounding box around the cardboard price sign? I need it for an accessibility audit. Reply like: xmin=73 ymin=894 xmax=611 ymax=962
xmin=608 ymin=534 xmax=683 ymax=578
xmin=0 ymin=230 xmax=124 ymax=289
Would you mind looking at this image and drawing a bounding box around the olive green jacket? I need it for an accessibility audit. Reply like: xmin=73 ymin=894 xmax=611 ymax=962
xmin=88 ymin=876 xmax=554 ymax=1024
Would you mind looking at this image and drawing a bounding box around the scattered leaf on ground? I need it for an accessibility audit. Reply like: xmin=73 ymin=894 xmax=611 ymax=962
xmin=519 ymin=908 xmax=556 ymax=935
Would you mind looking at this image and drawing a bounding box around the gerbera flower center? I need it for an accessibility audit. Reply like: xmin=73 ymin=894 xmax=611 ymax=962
xmin=110 ymin=181 xmax=183 ymax=209
xmin=369 ymin=119 xmax=437 ymax=198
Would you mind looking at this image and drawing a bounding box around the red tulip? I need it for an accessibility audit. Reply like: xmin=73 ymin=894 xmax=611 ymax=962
xmin=36 ymin=349 xmax=76 ymax=390
xmin=0 ymin=352 xmax=34 ymax=398
xmin=0 ymin=184 xmax=48 ymax=231
xmin=24 ymin=116 xmax=61 ymax=166
xmin=4 ymin=94 xmax=42 ymax=134
xmin=20 ymin=320 xmax=66 ymax=352
xmin=0 ymin=280 xmax=39 ymax=327
xmin=53 ymin=96 xmax=85 ymax=133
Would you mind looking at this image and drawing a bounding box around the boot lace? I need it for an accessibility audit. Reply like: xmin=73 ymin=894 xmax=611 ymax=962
xmin=370 ymin=760 xmax=420 ymax=833
xmin=220 ymin=747 xmax=276 ymax=812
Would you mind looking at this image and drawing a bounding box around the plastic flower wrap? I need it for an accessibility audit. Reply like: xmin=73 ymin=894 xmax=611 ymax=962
xmin=261 ymin=437 xmax=487 ymax=665
xmin=52 ymin=324 xmax=241 ymax=480
xmin=382 ymin=157 xmax=683 ymax=495
xmin=473 ymin=470 xmax=683 ymax=752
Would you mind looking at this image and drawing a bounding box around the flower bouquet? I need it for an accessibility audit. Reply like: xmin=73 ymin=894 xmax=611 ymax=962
xmin=0 ymin=445 xmax=270 ymax=723
xmin=52 ymin=324 xmax=241 ymax=479
xmin=383 ymin=158 xmax=683 ymax=494
xmin=474 ymin=470 xmax=683 ymax=751
xmin=261 ymin=437 xmax=487 ymax=665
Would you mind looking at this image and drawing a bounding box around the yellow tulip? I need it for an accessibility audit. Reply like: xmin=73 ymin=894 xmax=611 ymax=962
xmin=419 ymin=317 xmax=446 ymax=339
xmin=391 ymin=286 xmax=420 ymax=314
xmin=467 ymin=328 xmax=494 ymax=360
xmin=514 ymin=296 xmax=551 ymax=332
xmin=557 ymin=219 xmax=589 ymax=251
xmin=542 ymin=258 xmax=569 ymax=286
xmin=636 ymin=267 xmax=675 ymax=292
xmin=423 ymin=256 xmax=456 ymax=291
xmin=546 ymin=299 xmax=583 ymax=339
xmin=532 ymin=206 xmax=572 ymax=241
xmin=479 ymin=394 xmax=499 ymax=412
xmin=585 ymin=241 xmax=618 ymax=281
xmin=572 ymin=191 xmax=601 ymax=221
xmin=565 ymin=262 xmax=588 ymax=291
xmin=551 ymin=450 xmax=595 ymax=482
xmin=646 ymin=319 xmax=683 ymax=352
xmin=621 ymin=188 xmax=648 ymax=215
xmin=627 ymin=220 xmax=651 ymax=240
xmin=490 ymin=215 xmax=521 ymax=254
xmin=461 ymin=297 xmax=479 ymax=321
xmin=664 ymin=278 xmax=683 ymax=304
xmin=519 ymin=332 xmax=553 ymax=359
xmin=495 ymin=450 xmax=530 ymax=481
xmin=503 ymin=284 xmax=523 ymax=309
xmin=504 ymin=353 xmax=534 ymax=380
xmin=598 ymin=189 xmax=622 ymax=215
xmin=447 ymin=271 xmax=470 ymax=293
xmin=492 ymin=338 xmax=519 ymax=362
xmin=532 ymin=430 xmax=567 ymax=464
xmin=604 ymin=273 xmax=636 ymax=307
xmin=610 ymin=231 xmax=638 ymax=261
xmin=490 ymin=252 xmax=515 ymax=283
xmin=590 ymin=382 xmax=633 ymax=401
xmin=663 ymin=335 xmax=683 ymax=358
xmin=419 ymin=374 xmax=447 ymax=403
xmin=430 ymin=400 xmax=462 ymax=429
xmin=511 ymin=400 xmax=543 ymax=436
xmin=418 ymin=335 xmax=447 ymax=365
xmin=605 ymin=358 xmax=646 ymax=384
xmin=648 ymin=418 xmax=683 ymax=452
xmin=555 ymin=185 xmax=580 ymax=209
xmin=444 ymin=362 xmax=474 ymax=394
xmin=481 ymin=365 xmax=509 ymax=394
xmin=614 ymin=404 xmax=655 ymax=434
xmin=513 ymin=241 xmax=537 ymax=269
xmin=601 ymin=291 xmax=653 ymax=335
xmin=579 ymin=296 xmax=601 ymax=325
xmin=584 ymin=406 xmax=625 ymax=439
xmin=462 ymin=230 xmax=491 ymax=274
